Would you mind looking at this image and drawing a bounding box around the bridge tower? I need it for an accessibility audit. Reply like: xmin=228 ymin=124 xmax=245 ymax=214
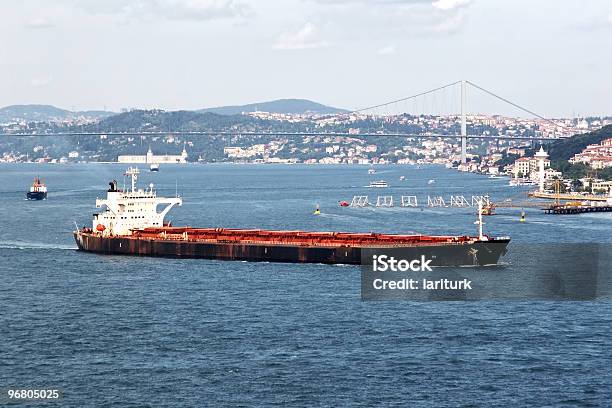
xmin=460 ymin=79 xmax=467 ymax=164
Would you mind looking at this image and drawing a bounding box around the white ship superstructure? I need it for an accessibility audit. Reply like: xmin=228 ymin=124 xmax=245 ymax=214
xmin=26 ymin=177 xmax=48 ymax=200
xmin=29 ymin=178 xmax=47 ymax=194
xmin=93 ymin=167 xmax=182 ymax=236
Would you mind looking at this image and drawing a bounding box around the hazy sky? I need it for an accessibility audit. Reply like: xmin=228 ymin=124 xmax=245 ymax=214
xmin=1 ymin=0 xmax=611 ymax=117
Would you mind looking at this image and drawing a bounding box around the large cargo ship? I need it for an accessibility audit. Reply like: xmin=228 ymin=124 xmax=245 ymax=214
xmin=74 ymin=168 xmax=510 ymax=266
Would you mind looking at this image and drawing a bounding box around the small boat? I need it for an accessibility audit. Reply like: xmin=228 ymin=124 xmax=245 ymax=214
xmin=489 ymin=175 xmax=501 ymax=179
xmin=150 ymin=163 xmax=160 ymax=172
xmin=510 ymin=178 xmax=536 ymax=186
xmin=27 ymin=177 xmax=47 ymax=200
xmin=367 ymin=180 xmax=388 ymax=188
xmin=368 ymin=167 xmax=376 ymax=174
xmin=428 ymin=179 xmax=436 ymax=184
xmin=399 ymin=176 xmax=406 ymax=181
xmin=481 ymin=203 xmax=496 ymax=216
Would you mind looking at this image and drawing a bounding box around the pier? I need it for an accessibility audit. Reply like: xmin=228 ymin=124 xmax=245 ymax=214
xmin=543 ymin=205 xmax=612 ymax=215
xmin=529 ymin=191 xmax=608 ymax=202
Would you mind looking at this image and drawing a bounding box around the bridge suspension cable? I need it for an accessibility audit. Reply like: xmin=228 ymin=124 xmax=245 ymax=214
xmin=466 ymin=80 xmax=571 ymax=132
xmin=350 ymin=81 xmax=461 ymax=114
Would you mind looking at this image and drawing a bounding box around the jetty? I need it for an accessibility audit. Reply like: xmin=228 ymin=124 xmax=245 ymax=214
xmin=543 ymin=204 xmax=612 ymax=215
xmin=529 ymin=191 xmax=608 ymax=202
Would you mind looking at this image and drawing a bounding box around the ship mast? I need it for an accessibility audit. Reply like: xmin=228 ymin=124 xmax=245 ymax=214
xmin=125 ymin=167 xmax=139 ymax=192
xmin=476 ymin=201 xmax=485 ymax=240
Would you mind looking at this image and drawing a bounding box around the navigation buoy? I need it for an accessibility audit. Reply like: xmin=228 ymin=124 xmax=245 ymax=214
xmin=338 ymin=201 xmax=349 ymax=207
xmin=314 ymin=204 xmax=321 ymax=215
xmin=520 ymin=210 xmax=526 ymax=222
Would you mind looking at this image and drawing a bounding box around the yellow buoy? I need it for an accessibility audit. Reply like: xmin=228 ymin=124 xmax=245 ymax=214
xmin=519 ymin=210 xmax=526 ymax=222
xmin=314 ymin=204 xmax=321 ymax=215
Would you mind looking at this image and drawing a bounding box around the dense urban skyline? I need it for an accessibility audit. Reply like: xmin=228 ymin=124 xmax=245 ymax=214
xmin=1 ymin=0 xmax=611 ymax=116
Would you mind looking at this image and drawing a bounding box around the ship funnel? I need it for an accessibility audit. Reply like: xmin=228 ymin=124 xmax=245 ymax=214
xmin=108 ymin=180 xmax=118 ymax=192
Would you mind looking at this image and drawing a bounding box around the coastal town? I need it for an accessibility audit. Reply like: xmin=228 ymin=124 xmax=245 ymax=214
xmin=1 ymin=107 xmax=611 ymax=195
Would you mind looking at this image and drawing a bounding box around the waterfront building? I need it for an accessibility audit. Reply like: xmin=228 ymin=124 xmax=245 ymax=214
xmin=118 ymin=146 xmax=188 ymax=164
xmin=512 ymin=157 xmax=531 ymax=178
xmin=512 ymin=154 xmax=550 ymax=182
xmin=569 ymin=138 xmax=612 ymax=169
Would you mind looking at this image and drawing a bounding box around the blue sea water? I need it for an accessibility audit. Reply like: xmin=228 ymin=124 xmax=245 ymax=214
xmin=1 ymin=163 xmax=611 ymax=407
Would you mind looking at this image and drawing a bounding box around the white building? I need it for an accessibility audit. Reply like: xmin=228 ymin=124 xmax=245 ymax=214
xmin=118 ymin=146 xmax=188 ymax=164
xmin=512 ymin=154 xmax=550 ymax=179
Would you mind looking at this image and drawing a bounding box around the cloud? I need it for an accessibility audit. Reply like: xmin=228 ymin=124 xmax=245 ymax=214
xmin=575 ymin=13 xmax=612 ymax=31
xmin=73 ymin=0 xmax=250 ymax=22
xmin=274 ymin=23 xmax=331 ymax=50
xmin=426 ymin=10 xmax=466 ymax=34
xmin=31 ymin=75 xmax=53 ymax=87
xmin=311 ymin=0 xmax=465 ymax=6
xmin=432 ymin=0 xmax=471 ymax=11
xmin=311 ymin=0 xmax=429 ymax=4
xmin=377 ymin=45 xmax=396 ymax=55
xmin=307 ymin=0 xmax=473 ymax=37
xmin=25 ymin=17 xmax=55 ymax=29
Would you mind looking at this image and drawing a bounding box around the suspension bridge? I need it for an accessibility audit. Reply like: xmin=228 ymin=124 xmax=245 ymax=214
xmin=0 ymin=80 xmax=575 ymax=163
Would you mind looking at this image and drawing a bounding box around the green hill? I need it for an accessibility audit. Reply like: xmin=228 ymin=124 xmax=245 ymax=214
xmin=0 ymin=104 xmax=115 ymax=122
xmin=75 ymin=109 xmax=319 ymax=138
xmin=87 ymin=109 xmax=267 ymax=132
xmin=199 ymin=99 xmax=347 ymax=115
xmin=546 ymin=124 xmax=612 ymax=161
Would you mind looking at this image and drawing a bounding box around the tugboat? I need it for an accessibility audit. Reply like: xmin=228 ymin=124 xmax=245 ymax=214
xmin=481 ymin=202 xmax=496 ymax=216
xmin=150 ymin=163 xmax=160 ymax=172
xmin=26 ymin=177 xmax=47 ymax=200
xmin=73 ymin=167 xmax=511 ymax=266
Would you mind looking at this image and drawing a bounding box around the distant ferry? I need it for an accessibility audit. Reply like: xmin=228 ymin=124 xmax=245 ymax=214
xmin=27 ymin=177 xmax=47 ymax=200
xmin=150 ymin=163 xmax=160 ymax=172
xmin=509 ymin=179 xmax=537 ymax=186
xmin=367 ymin=180 xmax=388 ymax=188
